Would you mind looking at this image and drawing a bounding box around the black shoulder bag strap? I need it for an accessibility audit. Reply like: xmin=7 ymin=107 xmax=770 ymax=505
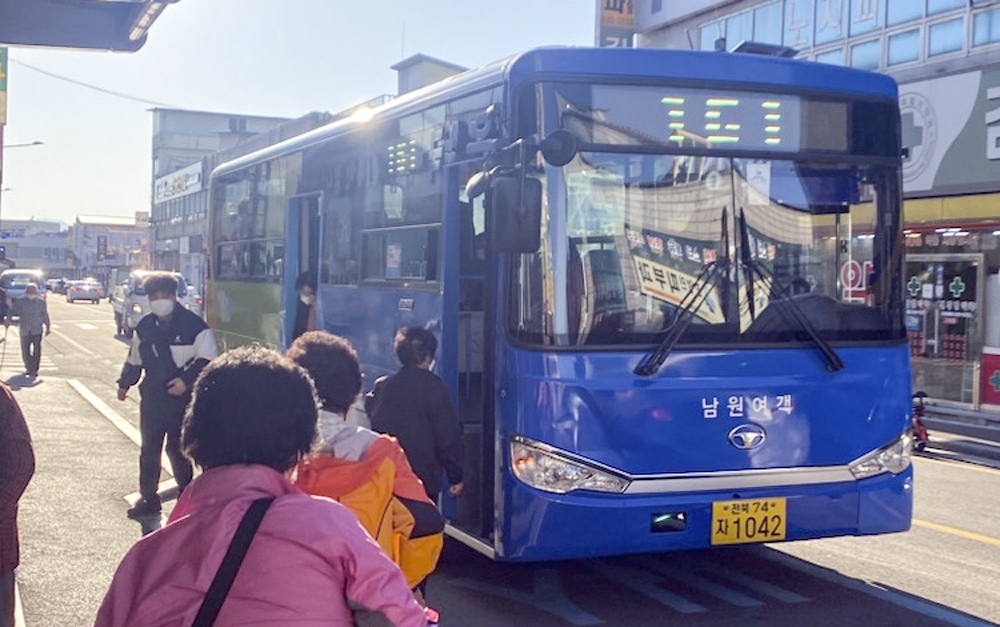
xmin=191 ymin=497 xmax=275 ymax=627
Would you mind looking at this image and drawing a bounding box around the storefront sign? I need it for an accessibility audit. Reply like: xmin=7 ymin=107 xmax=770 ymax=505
xmin=899 ymin=64 xmax=1000 ymax=197
xmin=154 ymin=162 xmax=202 ymax=203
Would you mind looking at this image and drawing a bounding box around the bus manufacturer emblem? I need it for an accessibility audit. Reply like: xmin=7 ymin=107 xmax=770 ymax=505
xmin=728 ymin=424 xmax=766 ymax=450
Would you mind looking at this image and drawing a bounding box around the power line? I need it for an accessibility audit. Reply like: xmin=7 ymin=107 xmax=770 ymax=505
xmin=11 ymin=58 xmax=179 ymax=108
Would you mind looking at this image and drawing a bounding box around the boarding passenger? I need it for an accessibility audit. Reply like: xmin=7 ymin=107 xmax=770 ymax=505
xmin=289 ymin=332 xmax=445 ymax=605
xmin=291 ymin=271 xmax=317 ymax=342
xmin=116 ymin=272 xmax=218 ymax=519
xmin=367 ymin=327 xmax=464 ymax=502
xmin=95 ymin=346 xmax=427 ymax=627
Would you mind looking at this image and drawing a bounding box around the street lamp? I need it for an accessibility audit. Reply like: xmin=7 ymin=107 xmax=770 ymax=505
xmin=4 ymin=141 xmax=43 ymax=149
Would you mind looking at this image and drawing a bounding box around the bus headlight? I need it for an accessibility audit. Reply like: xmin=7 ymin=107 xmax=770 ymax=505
xmin=510 ymin=436 xmax=630 ymax=494
xmin=849 ymin=433 xmax=913 ymax=480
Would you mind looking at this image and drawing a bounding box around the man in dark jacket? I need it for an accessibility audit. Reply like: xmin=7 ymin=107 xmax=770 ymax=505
xmin=0 ymin=383 xmax=34 ymax=627
xmin=368 ymin=326 xmax=463 ymax=501
xmin=6 ymin=284 xmax=50 ymax=379
xmin=116 ymin=272 xmax=218 ymax=519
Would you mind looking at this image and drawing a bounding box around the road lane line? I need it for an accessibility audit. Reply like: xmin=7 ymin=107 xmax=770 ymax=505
xmin=912 ymin=519 xmax=1000 ymax=548
xmin=758 ymin=546 xmax=999 ymax=627
xmin=75 ymin=323 xmax=98 ymax=330
xmin=67 ymin=379 xmax=173 ymax=473
xmin=46 ymin=328 xmax=95 ymax=355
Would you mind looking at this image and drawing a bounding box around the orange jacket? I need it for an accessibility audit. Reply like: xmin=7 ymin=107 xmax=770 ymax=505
xmin=296 ymin=436 xmax=443 ymax=588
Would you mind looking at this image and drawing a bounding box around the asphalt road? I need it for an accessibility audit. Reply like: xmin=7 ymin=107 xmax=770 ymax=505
xmin=7 ymin=297 xmax=1000 ymax=626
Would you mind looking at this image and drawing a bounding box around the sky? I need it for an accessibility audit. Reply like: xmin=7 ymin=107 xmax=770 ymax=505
xmin=1 ymin=0 xmax=596 ymax=225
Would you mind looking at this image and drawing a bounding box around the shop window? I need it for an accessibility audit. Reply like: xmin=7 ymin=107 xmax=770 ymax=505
xmin=814 ymin=0 xmax=846 ymax=45
xmin=927 ymin=0 xmax=966 ymax=16
xmin=887 ymin=0 xmax=922 ymax=26
xmin=928 ymin=17 xmax=964 ymax=56
xmin=974 ymin=8 xmax=1000 ymax=47
xmin=816 ymin=47 xmax=846 ymax=65
xmin=850 ymin=38 xmax=881 ymax=69
xmin=888 ymin=29 xmax=922 ymax=65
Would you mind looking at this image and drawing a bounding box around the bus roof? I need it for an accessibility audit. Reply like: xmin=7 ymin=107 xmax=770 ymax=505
xmin=211 ymin=46 xmax=898 ymax=180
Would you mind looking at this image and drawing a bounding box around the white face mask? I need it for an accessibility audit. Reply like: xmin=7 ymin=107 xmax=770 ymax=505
xmin=300 ymin=294 xmax=316 ymax=306
xmin=150 ymin=298 xmax=175 ymax=317
xmin=25 ymin=293 xmax=38 ymax=300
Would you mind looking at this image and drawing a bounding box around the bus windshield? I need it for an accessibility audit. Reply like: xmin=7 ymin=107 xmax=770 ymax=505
xmin=508 ymin=151 xmax=904 ymax=347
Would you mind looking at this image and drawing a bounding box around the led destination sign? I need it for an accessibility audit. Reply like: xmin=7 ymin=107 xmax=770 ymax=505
xmin=567 ymin=84 xmax=851 ymax=154
xmin=662 ymin=92 xmax=802 ymax=151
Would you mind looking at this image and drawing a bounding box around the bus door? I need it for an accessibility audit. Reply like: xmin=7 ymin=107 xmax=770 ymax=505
xmin=442 ymin=159 xmax=494 ymax=543
xmin=283 ymin=194 xmax=321 ymax=347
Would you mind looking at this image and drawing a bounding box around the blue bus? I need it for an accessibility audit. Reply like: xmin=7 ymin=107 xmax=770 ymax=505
xmin=208 ymin=46 xmax=913 ymax=561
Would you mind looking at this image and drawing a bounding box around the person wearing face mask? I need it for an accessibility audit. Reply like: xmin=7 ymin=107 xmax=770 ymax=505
xmin=292 ymin=271 xmax=318 ymax=343
xmin=116 ymin=272 xmax=218 ymax=520
xmin=5 ymin=284 xmax=50 ymax=379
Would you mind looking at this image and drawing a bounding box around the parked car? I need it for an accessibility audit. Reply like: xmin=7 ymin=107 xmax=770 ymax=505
xmin=66 ymin=279 xmax=104 ymax=304
xmin=117 ymin=270 xmax=202 ymax=337
xmin=110 ymin=281 xmax=129 ymax=336
xmin=0 ymin=269 xmax=47 ymax=319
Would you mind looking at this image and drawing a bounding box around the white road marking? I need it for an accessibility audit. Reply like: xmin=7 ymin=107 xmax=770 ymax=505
xmin=758 ymin=546 xmax=999 ymax=627
xmin=67 ymin=379 xmax=173 ymax=473
xmin=75 ymin=323 xmax=98 ymax=330
xmin=46 ymin=328 xmax=95 ymax=355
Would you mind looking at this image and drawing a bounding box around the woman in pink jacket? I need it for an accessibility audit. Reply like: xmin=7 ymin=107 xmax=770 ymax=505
xmin=94 ymin=346 xmax=428 ymax=627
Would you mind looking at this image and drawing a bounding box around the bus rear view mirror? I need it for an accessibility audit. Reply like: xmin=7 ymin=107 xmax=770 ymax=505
xmin=489 ymin=175 xmax=542 ymax=253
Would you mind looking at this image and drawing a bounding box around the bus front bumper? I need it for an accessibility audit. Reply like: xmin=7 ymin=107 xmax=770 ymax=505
xmin=496 ymin=467 xmax=913 ymax=561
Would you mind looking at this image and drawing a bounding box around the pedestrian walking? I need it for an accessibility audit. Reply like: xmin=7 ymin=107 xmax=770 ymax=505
xmin=95 ymin=346 xmax=428 ymax=627
xmin=367 ymin=326 xmax=464 ymax=502
xmin=0 ymin=383 xmax=35 ymax=627
xmin=5 ymin=284 xmax=50 ymax=379
xmin=116 ymin=272 xmax=218 ymax=519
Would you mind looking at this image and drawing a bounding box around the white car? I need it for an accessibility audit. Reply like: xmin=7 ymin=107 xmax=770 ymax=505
xmin=66 ymin=279 xmax=104 ymax=303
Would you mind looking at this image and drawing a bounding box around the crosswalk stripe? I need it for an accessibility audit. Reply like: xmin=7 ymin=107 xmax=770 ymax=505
xmin=697 ymin=561 xmax=810 ymax=603
xmin=588 ymin=561 xmax=708 ymax=614
xmin=76 ymin=323 xmax=98 ymax=330
xmin=630 ymin=556 xmax=763 ymax=607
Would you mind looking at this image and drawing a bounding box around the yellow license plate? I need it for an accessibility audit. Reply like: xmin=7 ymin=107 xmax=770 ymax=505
xmin=711 ymin=498 xmax=786 ymax=545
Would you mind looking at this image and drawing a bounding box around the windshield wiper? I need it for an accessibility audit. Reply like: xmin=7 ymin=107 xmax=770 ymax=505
xmin=634 ymin=207 xmax=730 ymax=377
xmin=737 ymin=208 xmax=844 ymax=372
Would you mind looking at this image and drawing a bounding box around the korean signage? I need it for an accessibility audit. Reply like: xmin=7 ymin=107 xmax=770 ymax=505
xmin=899 ymin=64 xmax=1000 ymax=197
xmin=97 ymin=235 xmax=107 ymax=261
xmin=596 ymin=0 xmax=634 ymax=48
xmin=626 ymin=224 xmax=724 ymax=324
xmin=153 ymin=162 xmax=202 ymax=203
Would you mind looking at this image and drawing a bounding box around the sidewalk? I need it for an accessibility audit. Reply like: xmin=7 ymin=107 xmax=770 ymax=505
xmin=920 ymin=402 xmax=1000 ymax=466
xmin=6 ymin=375 xmax=169 ymax=627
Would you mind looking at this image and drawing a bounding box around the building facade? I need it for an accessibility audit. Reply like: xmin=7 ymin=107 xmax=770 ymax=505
xmin=0 ymin=218 xmax=71 ymax=276
xmin=70 ymin=214 xmax=149 ymax=288
xmin=633 ymin=0 xmax=1000 ymax=407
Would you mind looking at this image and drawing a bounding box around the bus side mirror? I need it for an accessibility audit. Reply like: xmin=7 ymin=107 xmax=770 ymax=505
xmin=488 ymin=175 xmax=542 ymax=253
